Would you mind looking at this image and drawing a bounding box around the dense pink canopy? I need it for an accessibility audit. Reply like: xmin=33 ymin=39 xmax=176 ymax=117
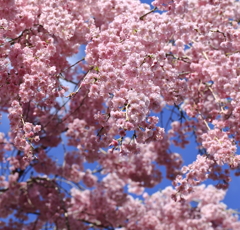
xmin=0 ymin=0 xmax=240 ymax=229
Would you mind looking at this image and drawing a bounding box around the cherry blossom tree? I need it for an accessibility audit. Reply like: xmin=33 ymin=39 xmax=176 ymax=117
xmin=0 ymin=0 xmax=240 ymax=229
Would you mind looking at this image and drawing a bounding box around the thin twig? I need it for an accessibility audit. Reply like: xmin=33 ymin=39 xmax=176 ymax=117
xmin=62 ymin=58 xmax=85 ymax=73
xmin=140 ymin=7 xmax=157 ymax=20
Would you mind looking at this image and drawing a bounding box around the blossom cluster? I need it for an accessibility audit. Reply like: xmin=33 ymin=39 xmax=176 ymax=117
xmin=0 ymin=0 xmax=240 ymax=229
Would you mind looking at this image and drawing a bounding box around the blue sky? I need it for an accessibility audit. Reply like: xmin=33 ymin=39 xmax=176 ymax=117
xmin=139 ymin=0 xmax=240 ymax=212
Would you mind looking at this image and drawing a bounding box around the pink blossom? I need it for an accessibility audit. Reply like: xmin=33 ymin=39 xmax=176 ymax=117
xmin=0 ymin=0 xmax=240 ymax=228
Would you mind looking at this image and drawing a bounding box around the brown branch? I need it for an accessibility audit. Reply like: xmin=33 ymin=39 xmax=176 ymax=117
xmin=8 ymin=29 xmax=32 ymax=45
xmin=210 ymin=29 xmax=226 ymax=41
xmin=62 ymin=89 xmax=89 ymax=123
xmin=65 ymin=67 xmax=93 ymax=98
xmin=58 ymin=74 xmax=78 ymax=85
xmin=62 ymin=58 xmax=85 ymax=72
xmin=77 ymin=218 xmax=115 ymax=230
xmin=139 ymin=7 xmax=157 ymax=20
